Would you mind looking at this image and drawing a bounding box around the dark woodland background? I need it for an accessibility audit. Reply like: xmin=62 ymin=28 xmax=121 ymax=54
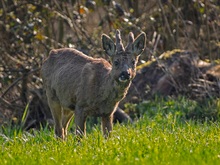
xmin=0 ymin=0 xmax=220 ymax=129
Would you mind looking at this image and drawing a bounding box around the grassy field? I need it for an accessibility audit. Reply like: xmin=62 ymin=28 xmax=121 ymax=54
xmin=1 ymin=98 xmax=220 ymax=165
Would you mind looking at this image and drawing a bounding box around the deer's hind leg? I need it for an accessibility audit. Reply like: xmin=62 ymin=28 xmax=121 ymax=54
xmin=62 ymin=109 xmax=74 ymax=138
xmin=75 ymin=105 xmax=87 ymax=137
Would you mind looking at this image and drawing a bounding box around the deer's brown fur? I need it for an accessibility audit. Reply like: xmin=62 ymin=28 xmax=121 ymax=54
xmin=41 ymin=30 xmax=146 ymax=139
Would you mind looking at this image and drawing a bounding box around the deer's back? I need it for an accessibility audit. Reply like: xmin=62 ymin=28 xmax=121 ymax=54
xmin=41 ymin=48 xmax=112 ymax=109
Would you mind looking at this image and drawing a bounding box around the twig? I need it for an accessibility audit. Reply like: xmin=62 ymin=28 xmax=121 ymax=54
xmin=64 ymin=4 xmax=95 ymax=47
xmin=157 ymin=0 xmax=175 ymax=45
xmin=0 ymin=97 xmax=22 ymax=110
xmin=54 ymin=10 xmax=81 ymax=43
xmin=1 ymin=68 xmax=40 ymax=98
xmin=153 ymin=33 xmax=161 ymax=56
xmin=205 ymin=0 xmax=211 ymax=60
xmin=175 ymin=0 xmax=179 ymax=47
xmin=1 ymin=77 xmax=23 ymax=98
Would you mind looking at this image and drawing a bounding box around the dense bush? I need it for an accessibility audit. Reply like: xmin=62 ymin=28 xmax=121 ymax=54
xmin=0 ymin=0 xmax=220 ymax=125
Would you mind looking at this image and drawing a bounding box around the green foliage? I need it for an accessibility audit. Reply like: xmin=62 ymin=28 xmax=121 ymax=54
xmin=125 ymin=96 xmax=220 ymax=122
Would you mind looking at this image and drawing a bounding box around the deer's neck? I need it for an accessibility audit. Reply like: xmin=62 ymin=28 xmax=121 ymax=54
xmin=101 ymin=71 xmax=131 ymax=104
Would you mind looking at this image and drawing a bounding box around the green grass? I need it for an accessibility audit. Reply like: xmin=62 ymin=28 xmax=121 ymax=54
xmin=1 ymin=97 xmax=220 ymax=165
xmin=1 ymin=118 xmax=220 ymax=165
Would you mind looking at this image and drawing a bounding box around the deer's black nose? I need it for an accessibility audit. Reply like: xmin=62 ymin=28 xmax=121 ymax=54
xmin=119 ymin=71 xmax=131 ymax=82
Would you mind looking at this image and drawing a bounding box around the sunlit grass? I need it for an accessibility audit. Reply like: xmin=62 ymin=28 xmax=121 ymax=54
xmin=1 ymin=97 xmax=220 ymax=164
xmin=1 ymin=115 xmax=220 ymax=165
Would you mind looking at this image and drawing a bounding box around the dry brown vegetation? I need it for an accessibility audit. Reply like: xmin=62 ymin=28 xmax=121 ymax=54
xmin=0 ymin=0 xmax=220 ymax=127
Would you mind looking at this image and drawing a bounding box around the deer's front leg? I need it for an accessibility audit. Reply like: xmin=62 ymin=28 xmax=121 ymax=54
xmin=102 ymin=114 xmax=113 ymax=138
xmin=75 ymin=106 xmax=87 ymax=137
xmin=47 ymin=97 xmax=64 ymax=139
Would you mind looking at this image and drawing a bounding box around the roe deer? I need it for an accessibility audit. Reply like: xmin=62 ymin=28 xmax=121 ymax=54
xmin=41 ymin=30 xmax=146 ymax=139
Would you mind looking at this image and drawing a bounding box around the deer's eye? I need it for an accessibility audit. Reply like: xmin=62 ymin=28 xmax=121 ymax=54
xmin=114 ymin=61 xmax=119 ymax=67
xmin=132 ymin=60 xmax=136 ymax=65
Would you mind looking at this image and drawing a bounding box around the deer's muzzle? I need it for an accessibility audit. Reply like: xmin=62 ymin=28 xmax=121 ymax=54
xmin=119 ymin=71 xmax=131 ymax=82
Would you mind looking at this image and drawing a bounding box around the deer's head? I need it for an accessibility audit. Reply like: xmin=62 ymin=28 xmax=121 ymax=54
xmin=102 ymin=30 xmax=146 ymax=83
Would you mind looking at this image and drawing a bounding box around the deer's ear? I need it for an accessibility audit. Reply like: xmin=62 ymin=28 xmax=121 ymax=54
xmin=102 ymin=34 xmax=116 ymax=56
xmin=132 ymin=32 xmax=146 ymax=56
